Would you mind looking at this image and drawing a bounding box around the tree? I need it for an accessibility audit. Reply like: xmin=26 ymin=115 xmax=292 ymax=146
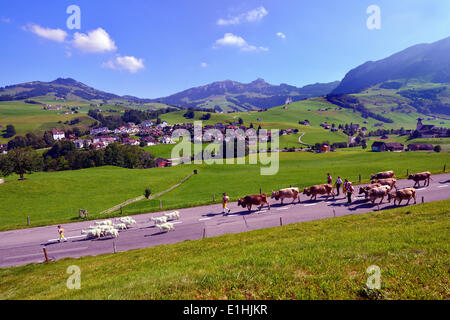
xmin=0 ymin=148 xmax=43 ymax=180
xmin=3 ymin=125 xmax=16 ymax=138
xmin=434 ymin=145 xmax=442 ymax=153
xmin=184 ymin=110 xmax=195 ymax=119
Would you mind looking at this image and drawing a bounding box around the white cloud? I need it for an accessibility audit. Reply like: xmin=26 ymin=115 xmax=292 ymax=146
xmin=217 ymin=17 xmax=240 ymax=26
xmin=26 ymin=24 xmax=67 ymax=42
xmin=73 ymin=28 xmax=117 ymax=53
xmin=217 ymin=6 xmax=268 ymax=25
xmin=1 ymin=17 xmax=11 ymax=23
xmin=276 ymin=32 xmax=286 ymax=39
xmin=102 ymin=55 xmax=145 ymax=73
xmin=214 ymin=33 xmax=268 ymax=53
xmin=200 ymin=62 xmax=208 ymax=68
xmin=246 ymin=7 xmax=268 ymax=22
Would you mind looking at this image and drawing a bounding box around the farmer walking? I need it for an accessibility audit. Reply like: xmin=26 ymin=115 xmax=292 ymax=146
xmin=335 ymin=176 xmax=343 ymax=196
xmin=327 ymin=173 xmax=333 ymax=185
xmin=346 ymin=181 xmax=355 ymax=204
xmin=222 ymin=193 xmax=231 ymax=215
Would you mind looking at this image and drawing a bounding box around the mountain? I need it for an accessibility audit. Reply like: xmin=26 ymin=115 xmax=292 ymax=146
xmin=0 ymin=78 xmax=126 ymax=102
xmin=0 ymin=77 xmax=339 ymax=111
xmin=151 ymin=78 xmax=340 ymax=112
xmin=333 ymin=36 xmax=450 ymax=94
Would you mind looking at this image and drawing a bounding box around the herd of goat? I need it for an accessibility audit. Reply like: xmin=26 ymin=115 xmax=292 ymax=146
xmin=81 ymin=170 xmax=432 ymax=239
xmin=81 ymin=212 xmax=180 ymax=239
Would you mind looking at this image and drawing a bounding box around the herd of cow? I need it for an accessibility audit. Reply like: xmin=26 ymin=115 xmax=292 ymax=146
xmin=236 ymin=171 xmax=432 ymax=212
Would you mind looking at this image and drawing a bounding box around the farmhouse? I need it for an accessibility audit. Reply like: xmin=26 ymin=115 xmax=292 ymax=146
xmin=407 ymin=144 xmax=434 ymax=151
xmin=372 ymin=141 xmax=404 ymax=152
xmin=52 ymin=129 xmax=65 ymax=141
xmin=74 ymin=139 xmax=92 ymax=149
xmin=161 ymin=135 xmax=175 ymax=144
xmin=90 ymin=127 xmax=109 ymax=135
xmin=122 ymin=138 xmax=139 ymax=146
xmin=141 ymin=136 xmax=158 ymax=146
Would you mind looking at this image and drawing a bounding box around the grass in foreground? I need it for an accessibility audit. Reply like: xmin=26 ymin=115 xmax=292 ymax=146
xmin=0 ymin=200 xmax=448 ymax=300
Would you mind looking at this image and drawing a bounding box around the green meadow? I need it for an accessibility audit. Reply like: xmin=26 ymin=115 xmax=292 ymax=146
xmin=2 ymin=150 xmax=447 ymax=231
xmin=0 ymin=100 xmax=96 ymax=143
xmin=0 ymin=199 xmax=448 ymax=300
xmin=0 ymin=165 xmax=192 ymax=230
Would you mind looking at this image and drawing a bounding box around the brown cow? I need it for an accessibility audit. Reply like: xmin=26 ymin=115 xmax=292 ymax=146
xmin=238 ymin=194 xmax=271 ymax=212
xmin=358 ymin=183 xmax=382 ymax=199
xmin=371 ymin=178 xmax=397 ymax=190
xmin=303 ymin=184 xmax=335 ymax=201
xmin=387 ymin=188 xmax=416 ymax=206
xmin=368 ymin=185 xmax=391 ymax=204
xmin=271 ymin=188 xmax=301 ymax=205
xmin=370 ymin=170 xmax=395 ymax=180
xmin=408 ymin=171 xmax=431 ymax=187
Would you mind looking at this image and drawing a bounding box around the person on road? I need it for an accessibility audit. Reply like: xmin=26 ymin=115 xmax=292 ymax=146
xmin=346 ymin=182 xmax=355 ymax=204
xmin=335 ymin=176 xmax=343 ymax=196
xmin=222 ymin=193 xmax=231 ymax=215
xmin=327 ymin=173 xmax=333 ymax=185
xmin=57 ymin=225 xmax=67 ymax=242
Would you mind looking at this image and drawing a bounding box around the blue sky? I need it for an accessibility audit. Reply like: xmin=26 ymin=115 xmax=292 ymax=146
xmin=0 ymin=0 xmax=449 ymax=98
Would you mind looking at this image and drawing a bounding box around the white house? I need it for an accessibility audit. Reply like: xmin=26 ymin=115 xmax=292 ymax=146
xmin=161 ymin=135 xmax=175 ymax=144
xmin=52 ymin=129 xmax=65 ymax=141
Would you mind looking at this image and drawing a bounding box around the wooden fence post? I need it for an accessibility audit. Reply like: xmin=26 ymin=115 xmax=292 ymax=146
xmin=260 ymin=187 xmax=262 ymax=194
xmin=213 ymin=193 xmax=215 ymax=202
xmin=444 ymin=164 xmax=446 ymax=173
xmin=27 ymin=216 xmax=30 ymax=226
xmin=113 ymin=240 xmax=117 ymax=254
xmin=280 ymin=217 xmax=283 ymax=226
xmin=203 ymin=228 xmax=206 ymax=239
xmin=407 ymin=169 xmax=409 ymax=177
xmin=159 ymin=200 xmax=162 ymax=209
xmin=43 ymin=248 xmax=49 ymax=263
xmin=422 ymin=196 xmax=424 ymax=204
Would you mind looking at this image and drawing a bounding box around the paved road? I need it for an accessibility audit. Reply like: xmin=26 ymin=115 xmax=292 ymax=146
xmin=1 ymin=173 xmax=449 ymax=268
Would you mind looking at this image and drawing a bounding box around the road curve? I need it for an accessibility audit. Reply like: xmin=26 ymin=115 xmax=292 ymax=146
xmin=0 ymin=173 xmax=449 ymax=268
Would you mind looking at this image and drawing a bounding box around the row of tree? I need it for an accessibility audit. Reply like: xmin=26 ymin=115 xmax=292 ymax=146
xmin=0 ymin=141 xmax=156 ymax=180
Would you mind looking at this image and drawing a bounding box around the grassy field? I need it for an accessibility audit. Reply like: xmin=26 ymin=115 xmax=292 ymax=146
xmin=0 ymin=100 xmax=97 ymax=143
xmin=0 ymin=199 xmax=448 ymax=300
xmin=0 ymin=166 xmax=193 ymax=231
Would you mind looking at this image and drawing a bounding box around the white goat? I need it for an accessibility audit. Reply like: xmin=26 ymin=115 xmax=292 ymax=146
xmin=164 ymin=211 xmax=180 ymax=221
xmin=151 ymin=216 xmax=167 ymax=224
xmin=118 ymin=217 xmax=136 ymax=227
xmin=103 ymin=229 xmax=119 ymax=238
xmin=95 ymin=220 xmax=113 ymax=226
xmin=155 ymin=222 xmax=175 ymax=233
xmin=82 ymin=229 xmax=102 ymax=239
xmin=114 ymin=223 xmax=128 ymax=230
